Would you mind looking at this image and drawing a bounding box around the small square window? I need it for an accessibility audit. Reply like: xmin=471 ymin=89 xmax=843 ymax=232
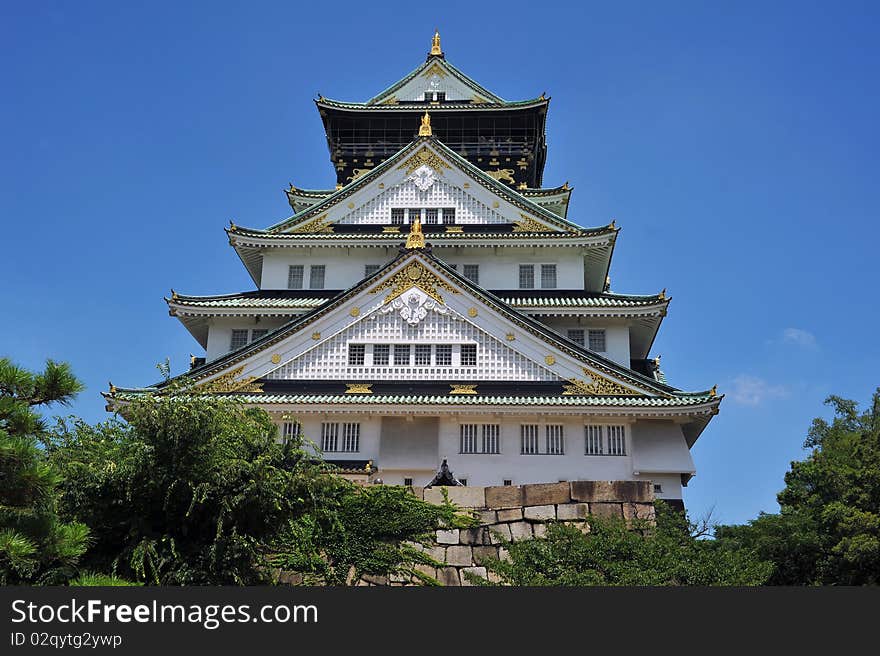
xmin=288 ymin=265 xmax=304 ymax=289
xmin=373 ymin=344 xmax=390 ymax=366
xmin=348 ymin=344 xmax=365 ymax=366
xmin=250 ymin=329 xmax=268 ymax=342
xmin=230 ymin=329 xmax=248 ymax=351
xmin=435 ymin=344 xmax=452 ymax=366
xmin=654 ymin=484 xmax=663 ymax=494
xmin=404 ymin=477 xmax=414 ymax=487
xmin=309 ymin=265 xmax=326 ymax=289
xmin=436 ymin=91 xmax=446 ymax=102
xmin=519 ymin=264 xmax=535 ymax=289
xmin=391 ymin=208 xmax=405 ymax=225
xmin=414 ymin=344 xmax=432 ymax=365
xmin=425 ymin=208 xmax=438 ymax=224
xmin=423 ymin=92 xmax=433 ymax=102
xmin=463 ymin=264 xmax=479 ymax=284
xmin=503 ymin=479 xmax=512 ymax=486
xmin=442 ymin=208 xmax=456 ymax=224
xmin=460 ymin=344 xmax=477 ymax=367
xmin=394 ymin=344 xmax=411 ymax=365
xmin=588 ymin=329 xmax=606 ymax=352
xmin=459 ymin=478 xmax=468 ymax=486
xmin=567 ymin=329 xmax=585 ymax=346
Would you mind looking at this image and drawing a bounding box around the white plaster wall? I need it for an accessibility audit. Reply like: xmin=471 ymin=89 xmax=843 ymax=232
xmin=539 ymin=318 xmax=632 ymax=366
xmin=204 ymin=317 xmax=289 ymax=362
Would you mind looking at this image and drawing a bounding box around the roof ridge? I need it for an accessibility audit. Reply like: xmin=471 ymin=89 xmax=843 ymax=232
xmin=363 ymin=57 xmax=505 ymax=106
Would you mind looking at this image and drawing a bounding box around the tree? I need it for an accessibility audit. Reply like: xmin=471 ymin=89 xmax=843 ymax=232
xmin=0 ymin=357 xmax=89 ymax=584
xmin=715 ymin=389 xmax=880 ymax=585
xmin=478 ymin=503 xmax=772 ymax=586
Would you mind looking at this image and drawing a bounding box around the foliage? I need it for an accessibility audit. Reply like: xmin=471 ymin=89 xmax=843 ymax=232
xmin=0 ymin=357 xmax=89 ymax=584
xmin=477 ymin=503 xmax=772 ymax=586
xmin=715 ymin=389 xmax=880 ymax=585
xmin=70 ymin=572 xmax=141 ymax=586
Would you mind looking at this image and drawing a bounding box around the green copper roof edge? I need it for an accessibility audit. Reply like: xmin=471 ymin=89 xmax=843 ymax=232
xmin=364 ymin=57 xmax=505 ymax=105
xmin=286 ymin=182 xmax=571 ymax=199
xmin=319 ymin=98 xmax=547 ymax=111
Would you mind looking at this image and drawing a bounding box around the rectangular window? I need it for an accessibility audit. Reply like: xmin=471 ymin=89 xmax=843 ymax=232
xmin=393 ymin=344 xmax=411 ymax=365
xmin=436 ymin=91 xmax=446 ymax=102
xmin=588 ymin=329 xmax=607 ymax=352
xmin=607 ymin=425 xmax=626 ymax=455
xmin=546 ymin=424 xmax=564 ymax=455
xmin=230 ymin=329 xmax=248 ymax=351
xmin=482 ymin=424 xmax=500 ymax=454
xmin=462 ymin=265 xmax=480 ymax=284
xmin=250 ymin=329 xmax=268 ymax=342
xmin=654 ymin=484 xmax=663 ymax=494
xmin=459 ymin=478 xmax=468 ymax=486
xmin=281 ymin=421 xmax=302 ymax=444
xmin=365 ymin=264 xmax=381 ymax=277
xmin=408 ymin=208 xmax=421 ymax=224
xmin=404 ymin=477 xmax=414 ymax=487
xmin=460 ymin=344 xmax=477 ymax=367
xmin=391 ymin=208 xmax=405 ymax=225
xmin=287 ymin=265 xmax=304 ymax=289
xmin=342 ymin=423 xmax=360 ymax=452
xmin=321 ymin=422 xmax=339 ymax=452
xmin=424 ymin=91 xmax=433 ymax=102
xmin=460 ymin=424 xmax=478 ymax=454
xmin=519 ymin=264 xmax=535 ymax=289
xmin=567 ymin=329 xmax=585 ymax=346
xmin=585 ymin=425 xmax=604 ymax=455
xmin=373 ymin=344 xmax=390 ymax=366
xmin=348 ymin=344 xmax=365 ymax=366
xmin=442 ymin=208 xmax=456 ymax=224
xmin=414 ymin=344 xmax=432 ymax=366
xmin=540 ymin=264 xmax=557 ymax=289
xmin=424 ymin=208 xmax=438 ymax=224
xmin=309 ymin=265 xmax=326 ymax=289
xmin=435 ymin=344 xmax=452 ymax=366
xmin=521 ymin=424 xmax=539 ymax=455
xmin=503 ymin=479 xmax=512 ymax=486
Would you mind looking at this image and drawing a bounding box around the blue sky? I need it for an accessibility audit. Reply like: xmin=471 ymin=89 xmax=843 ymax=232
xmin=2 ymin=1 xmax=878 ymax=526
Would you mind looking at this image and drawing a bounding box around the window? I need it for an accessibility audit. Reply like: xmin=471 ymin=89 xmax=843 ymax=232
xmin=460 ymin=424 xmax=478 ymax=453
xmin=408 ymin=208 xmax=421 ymax=223
xmin=546 ymin=425 xmax=564 ymax=455
xmin=365 ymin=264 xmax=381 ymax=277
xmin=588 ymin=329 xmax=606 ymax=352
xmin=654 ymin=484 xmax=663 ymax=494
xmin=288 ymin=265 xmax=304 ymax=289
xmin=540 ymin=264 xmax=557 ymax=289
xmin=414 ymin=344 xmax=432 ymax=365
xmin=342 ymin=423 xmax=360 ymax=452
xmin=425 ymin=208 xmax=438 ymax=224
xmin=460 ymin=344 xmax=477 ymax=367
xmin=251 ymin=329 xmax=268 ymax=342
xmin=348 ymin=344 xmax=365 ymax=366
xmin=394 ymin=344 xmax=410 ymax=365
xmin=423 ymin=91 xmax=433 ymax=102
xmin=607 ymin=425 xmax=626 ymax=455
xmin=436 ymin=91 xmax=446 ymax=102
xmin=482 ymin=424 xmax=500 ymax=454
xmin=442 ymin=208 xmax=456 ymax=224
xmin=309 ymin=265 xmax=326 ymax=289
xmin=585 ymin=425 xmax=604 ymax=455
xmin=391 ymin=208 xmax=405 ymax=225
xmin=463 ymin=265 xmax=480 ymax=284
xmin=373 ymin=344 xmax=390 ymax=366
xmin=404 ymin=477 xmax=414 ymax=487
xmin=521 ymin=424 xmax=539 ymax=454
xmin=519 ymin=264 xmax=535 ymax=289
xmin=281 ymin=422 xmax=302 ymax=444
xmin=321 ymin=422 xmax=339 ymax=452
xmin=567 ymin=329 xmax=585 ymax=346
xmin=461 ymin=424 xmax=499 ymax=454
xmin=459 ymin=478 xmax=467 ymax=486
xmin=230 ymin=329 xmax=248 ymax=351
xmin=503 ymin=479 xmax=513 ymax=486
xmin=435 ymin=344 xmax=452 ymax=366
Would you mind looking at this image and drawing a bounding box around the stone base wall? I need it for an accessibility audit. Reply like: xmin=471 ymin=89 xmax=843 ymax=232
xmin=359 ymin=480 xmax=656 ymax=587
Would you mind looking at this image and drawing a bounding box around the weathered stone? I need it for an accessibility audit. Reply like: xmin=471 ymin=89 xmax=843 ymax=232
xmin=563 ymin=521 xmax=591 ymax=535
xmin=590 ymin=502 xmax=624 ymax=518
xmin=498 ymin=547 xmax=511 ymax=562
xmin=487 ymin=571 xmax=503 ymax=584
xmin=623 ymin=502 xmax=656 ymax=522
xmin=496 ymin=508 xmax=523 ymax=522
xmin=532 ymin=523 xmax=547 ymax=538
xmin=485 ymin=485 xmax=524 ymax=509
xmin=556 ymin=503 xmax=590 ymax=520
xmin=361 ymin=574 xmax=388 ymax=585
xmin=523 ymin=504 xmax=556 ymax=521
xmin=390 ymin=571 xmax=409 ymax=583
xmin=522 ymin=482 xmax=571 ymax=506
xmin=570 ymin=480 xmax=613 ymax=502
xmin=571 ymin=480 xmax=653 ymax=503
xmin=459 ymin=527 xmax=489 ymax=545
xmin=445 ymin=545 xmax=474 ymax=566
xmin=508 ymin=521 xmax=533 ymax=541
xmin=413 ymin=564 xmax=436 ymax=580
xmin=461 ymin=566 xmax=489 ymax=586
xmin=426 ymin=546 xmax=446 ymax=564
xmin=436 ymin=528 xmax=459 ymax=545
xmin=477 ymin=509 xmax=498 ymax=525
xmin=472 ymin=545 xmax=499 ymax=565
xmin=488 ymin=523 xmax=512 ymax=544
xmin=437 ymin=567 xmax=461 ymax=586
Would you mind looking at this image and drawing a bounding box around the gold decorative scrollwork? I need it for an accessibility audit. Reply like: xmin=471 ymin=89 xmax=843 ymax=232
xmin=561 ymin=368 xmax=639 ymax=396
xmin=198 ymin=366 xmax=264 ymax=393
xmin=369 ymin=261 xmax=459 ymax=304
xmin=513 ymin=214 xmax=550 ymax=233
xmin=397 ymin=146 xmax=451 ymax=175
xmin=345 ymin=383 xmax=373 ymax=394
xmin=290 ymin=213 xmax=333 ymax=234
xmin=450 ymin=384 xmax=478 ymax=395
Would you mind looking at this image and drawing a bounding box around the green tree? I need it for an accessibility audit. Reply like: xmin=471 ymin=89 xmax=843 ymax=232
xmin=715 ymin=389 xmax=880 ymax=585
xmin=0 ymin=357 xmax=89 ymax=584
xmin=479 ymin=503 xmax=772 ymax=586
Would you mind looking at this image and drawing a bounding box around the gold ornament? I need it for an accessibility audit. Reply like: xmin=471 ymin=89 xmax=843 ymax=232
xmin=290 ymin=213 xmax=333 ymax=234
xmin=450 ymin=384 xmax=478 ymax=395
xmin=369 ymin=261 xmax=459 ymax=304
xmin=345 ymin=383 xmax=373 ymax=394
xmin=397 ymin=146 xmax=451 ymax=175
xmin=418 ymin=111 xmax=432 ymax=136
xmin=197 ymin=366 xmax=263 ymax=393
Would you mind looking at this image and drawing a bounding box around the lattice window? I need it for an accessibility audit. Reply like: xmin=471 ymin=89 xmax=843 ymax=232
xmin=546 ymin=425 xmax=564 ymax=455
xmin=435 ymin=344 xmax=452 ymax=366
xmin=589 ymin=329 xmax=606 ymax=352
xmin=460 ymin=344 xmax=477 ymax=367
xmin=309 ymin=265 xmax=326 ymax=289
xmin=342 ymin=423 xmax=360 ymax=452
xmin=585 ymin=425 xmax=604 ymax=455
xmin=365 ymin=264 xmax=381 ymax=277
xmin=567 ymin=329 xmax=585 ymax=346
xmin=541 ymin=264 xmax=557 ymax=289
xmin=442 ymin=207 xmax=456 ymax=224
xmin=521 ymin=425 xmax=539 ymax=455
xmin=482 ymin=424 xmax=500 ymax=454
xmin=288 ymin=265 xmax=304 ymax=289
xmin=321 ymin=423 xmax=339 ymax=452
xmin=436 ymin=91 xmax=446 ymax=101
xmin=414 ymin=344 xmax=432 ymax=365
xmin=607 ymin=425 xmax=626 ymax=455
xmin=425 ymin=208 xmax=438 ymax=224
xmin=251 ymin=329 xmax=268 ymax=342
xmin=391 ymin=208 xmax=405 ymax=225
xmin=460 ymin=424 xmax=478 ymax=453
xmin=348 ymin=344 xmax=365 ymax=365
xmin=519 ymin=265 xmax=535 ymax=289
xmin=393 ymin=344 xmax=411 ymax=366
xmin=230 ymin=330 xmax=248 ymax=351
xmin=373 ymin=344 xmax=390 ymax=366
xmin=281 ymin=421 xmax=302 ymax=444
xmin=463 ymin=264 xmax=480 ymax=284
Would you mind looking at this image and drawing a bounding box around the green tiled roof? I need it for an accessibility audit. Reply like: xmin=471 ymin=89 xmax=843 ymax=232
xmin=365 ymin=56 xmax=506 ymax=105
xmin=229 ymin=226 xmax=614 ymax=242
xmin=170 ymin=294 xmax=330 ymax=309
xmin=499 ymin=294 xmax=665 ymax=308
xmin=318 ymin=97 xmax=547 ymax=111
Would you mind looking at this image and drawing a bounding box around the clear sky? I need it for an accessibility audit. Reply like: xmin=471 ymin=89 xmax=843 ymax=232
xmin=2 ymin=1 xmax=878 ymax=526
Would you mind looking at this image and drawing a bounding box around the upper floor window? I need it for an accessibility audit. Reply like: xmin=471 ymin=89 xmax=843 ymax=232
xmin=435 ymin=344 xmax=452 ymax=366
xmin=408 ymin=208 xmax=422 ymax=223
xmin=460 ymin=344 xmax=477 ymax=367
xmin=460 ymin=424 xmax=500 ymax=454
xmin=425 ymin=208 xmax=439 ymax=224
xmin=230 ymin=329 xmax=249 ymax=351
xmin=391 ymin=208 xmax=405 ymax=225
xmin=348 ymin=344 xmax=365 ymax=365
xmin=436 ymin=91 xmax=446 ymax=102
xmin=281 ymin=421 xmax=303 ymax=444
xmin=541 ymin=264 xmax=557 ymax=289
xmin=519 ymin=264 xmax=535 ymax=289
xmin=251 ymin=329 xmax=268 ymax=342
xmin=585 ymin=425 xmax=626 ymax=456
xmin=414 ymin=344 xmax=432 ymax=366
xmin=321 ymin=422 xmax=339 ymax=452
xmin=309 ymin=265 xmax=326 ymax=289
xmin=545 ymin=424 xmax=565 ymax=455
xmin=373 ymin=344 xmax=390 ymax=366
xmin=462 ymin=265 xmax=480 ymax=284
xmin=365 ymin=264 xmax=381 ymax=277
xmin=442 ymin=208 xmax=456 ymax=225
xmin=521 ymin=424 xmax=539 ymax=455
xmin=423 ymin=91 xmax=433 ymax=102
xmin=567 ymin=329 xmax=585 ymax=346
xmin=394 ymin=344 xmax=411 ymax=365
xmin=588 ymin=329 xmax=606 ymax=352
xmin=342 ymin=422 xmax=361 ymax=452
xmin=288 ymin=265 xmax=304 ymax=290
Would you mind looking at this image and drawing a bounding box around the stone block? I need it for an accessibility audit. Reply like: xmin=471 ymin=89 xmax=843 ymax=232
xmin=563 ymin=521 xmax=591 ymax=535
xmin=461 ymin=566 xmax=488 ymax=586
xmin=623 ymin=502 xmax=656 ymax=522
xmin=426 ymin=546 xmax=446 ymax=564
xmin=485 ymin=485 xmax=524 ymax=509
xmin=407 ymin=486 xmax=424 ymax=500
xmin=522 ymin=482 xmax=571 ymax=506
xmin=424 ymin=485 xmax=486 ymax=508
xmin=460 ymin=527 xmax=489 ymax=545
xmin=571 ymin=480 xmax=653 ymax=503
xmin=488 ymin=524 xmax=512 ymax=544
xmin=532 ymin=523 xmax=547 ymax=538
xmin=436 ymin=529 xmax=459 ymax=545
xmin=556 ymin=503 xmax=590 ymax=521
xmin=445 ymin=545 xmax=474 ymax=566
xmin=523 ymin=504 xmax=556 ymax=521
xmin=498 ymin=547 xmax=511 ymax=562
xmin=472 ymin=545 xmax=499 ymax=565
xmin=413 ymin=564 xmax=436 ymax=580
xmin=496 ymin=508 xmax=523 ymax=522
xmin=437 ymin=567 xmax=460 ymax=586
xmin=590 ymin=502 xmax=624 ymax=519
xmin=508 ymin=521 xmax=533 ymax=542
xmin=361 ymin=574 xmax=388 ymax=585
xmin=476 ymin=509 xmax=498 ymax=525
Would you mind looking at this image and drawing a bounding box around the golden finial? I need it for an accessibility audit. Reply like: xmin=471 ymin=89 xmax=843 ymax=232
xmin=605 ymin=275 xmax=611 ymax=290
xmin=335 ymin=183 xmax=343 ymax=190
xmin=430 ymin=29 xmax=443 ymax=56
xmin=108 ymin=381 xmax=117 ymax=394
xmin=228 ymin=219 xmax=237 ymax=230
xmin=517 ymin=182 xmax=528 ymax=190
xmin=659 ymin=288 xmax=667 ymax=300
xmin=609 ymin=219 xmax=616 ymax=229
xmin=710 ymin=385 xmax=718 ymax=398
xmin=288 ymin=182 xmax=296 ymax=191
xmin=406 ymin=218 xmax=426 ymax=249
xmin=189 ymin=353 xmax=196 ymax=367
xmin=171 ymin=289 xmax=179 ymax=301
xmin=562 ymin=181 xmax=570 ymax=190
xmin=419 ymin=111 xmax=432 ymax=136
